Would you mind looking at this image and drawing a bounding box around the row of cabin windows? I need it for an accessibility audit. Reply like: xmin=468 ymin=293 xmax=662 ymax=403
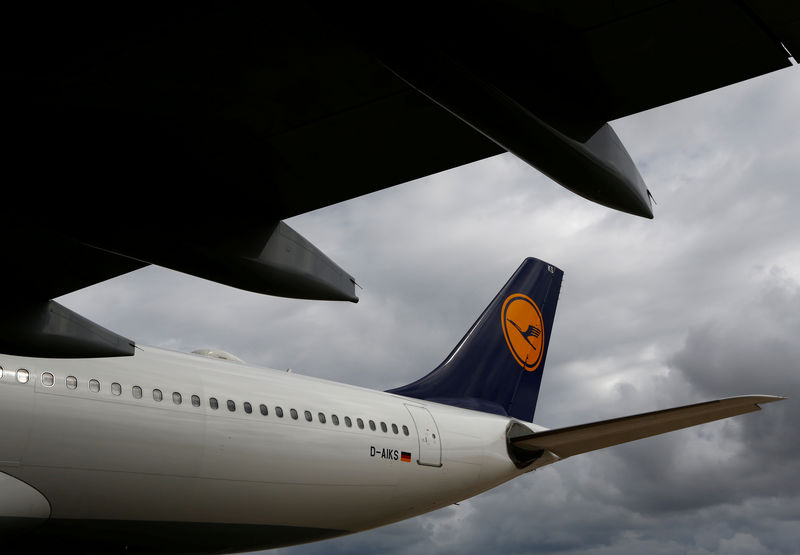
xmin=202 ymin=396 xmax=409 ymax=435
xmin=1 ymin=366 xmax=31 ymax=384
xmin=1 ymin=367 xmax=411 ymax=437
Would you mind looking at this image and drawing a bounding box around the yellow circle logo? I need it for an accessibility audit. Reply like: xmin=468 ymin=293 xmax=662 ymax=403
xmin=501 ymin=294 xmax=545 ymax=371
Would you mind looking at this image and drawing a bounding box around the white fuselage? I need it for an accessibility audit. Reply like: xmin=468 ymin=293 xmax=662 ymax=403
xmin=0 ymin=346 xmax=543 ymax=551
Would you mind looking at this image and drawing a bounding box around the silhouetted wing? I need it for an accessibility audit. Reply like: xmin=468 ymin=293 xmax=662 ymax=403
xmin=2 ymin=2 xmax=798 ymax=356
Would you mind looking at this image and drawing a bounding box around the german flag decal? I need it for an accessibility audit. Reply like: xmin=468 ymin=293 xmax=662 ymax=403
xmin=401 ymin=451 xmax=412 ymax=463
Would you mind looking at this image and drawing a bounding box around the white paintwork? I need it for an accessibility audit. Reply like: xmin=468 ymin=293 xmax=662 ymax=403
xmin=0 ymin=366 xmax=33 ymax=466
xmin=192 ymin=349 xmax=245 ymax=363
xmin=0 ymin=346 xmax=533 ymax=534
xmin=0 ymin=345 xmax=779 ymax=553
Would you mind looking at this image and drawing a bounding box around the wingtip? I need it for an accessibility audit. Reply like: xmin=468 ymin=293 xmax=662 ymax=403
xmin=753 ymin=395 xmax=787 ymax=405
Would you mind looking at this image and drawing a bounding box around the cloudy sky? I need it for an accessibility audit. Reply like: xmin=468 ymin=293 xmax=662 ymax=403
xmin=62 ymin=65 xmax=800 ymax=553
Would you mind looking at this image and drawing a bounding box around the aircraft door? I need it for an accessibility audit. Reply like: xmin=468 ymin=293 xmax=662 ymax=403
xmin=404 ymin=404 xmax=442 ymax=467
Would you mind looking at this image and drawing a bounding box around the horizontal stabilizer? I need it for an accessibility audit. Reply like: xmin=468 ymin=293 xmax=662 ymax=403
xmin=509 ymin=395 xmax=785 ymax=463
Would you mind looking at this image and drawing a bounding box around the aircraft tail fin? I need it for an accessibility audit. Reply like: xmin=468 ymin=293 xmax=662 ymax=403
xmin=388 ymin=257 xmax=562 ymax=422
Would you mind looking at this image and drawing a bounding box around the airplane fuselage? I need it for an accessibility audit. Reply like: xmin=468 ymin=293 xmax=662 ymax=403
xmin=0 ymin=346 xmax=539 ymax=553
xmin=2 ymin=259 xmax=780 ymax=553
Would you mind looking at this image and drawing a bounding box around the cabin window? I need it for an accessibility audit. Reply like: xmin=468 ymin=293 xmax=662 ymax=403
xmin=260 ymin=404 xmax=268 ymax=416
xmin=276 ymin=406 xmax=284 ymax=418
xmin=210 ymin=397 xmax=219 ymax=410
xmin=318 ymin=412 xmax=327 ymax=424
xmin=133 ymin=385 xmax=142 ymax=399
xmin=153 ymin=389 xmax=163 ymax=402
xmin=344 ymin=416 xmax=352 ymax=427
xmin=89 ymin=379 xmax=100 ymax=393
xmin=66 ymin=376 xmax=77 ymax=390
xmin=402 ymin=425 xmax=409 ymax=436
xmin=290 ymin=408 xmax=298 ymax=420
xmin=227 ymin=400 xmax=236 ymax=412
xmin=369 ymin=420 xmax=376 ymax=431
xmin=244 ymin=402 xmax=252 ymax=414
xmin=111 ymin=382 xmax=121 ymax=396
xmin=392 ymin=423 xmax=398 ymax=434
xmin=304 ymin=410 xmax=312 ymax=422
xmin=42 ymin=372 xmax=54 ymax=387
xmin=380 ymin=422 xmax=388 ymax=433
xmin=331 ymin=414 xmax=339 ymax=426
xmin=17 ymin=369 xmax=30 ymax=384
xmin=173 ymin=392 xmax=182 ymax=405
xmin=0 ymin=365 xmax=3 ymax=379
xmin=191 ymin=395 xmax=201 ymax=407
xmin=357 ymin=418 xmax=364 ymax=429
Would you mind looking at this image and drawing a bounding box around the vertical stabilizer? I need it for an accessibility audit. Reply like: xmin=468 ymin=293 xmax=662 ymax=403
xmin=388 ymin=258 xmax=562 ymax=422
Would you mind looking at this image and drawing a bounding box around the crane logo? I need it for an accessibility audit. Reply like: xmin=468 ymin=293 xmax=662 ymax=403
xmin=501 ymin=294 xmax=545 ymax=371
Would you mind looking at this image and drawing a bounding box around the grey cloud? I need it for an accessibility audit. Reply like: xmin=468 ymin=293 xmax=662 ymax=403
xmin=59 ymin=60 xmax=800 ymax=555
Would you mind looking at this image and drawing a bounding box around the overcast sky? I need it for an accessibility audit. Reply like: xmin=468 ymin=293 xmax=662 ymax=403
xmin=62 ymin=64 xmax=800 ymax=554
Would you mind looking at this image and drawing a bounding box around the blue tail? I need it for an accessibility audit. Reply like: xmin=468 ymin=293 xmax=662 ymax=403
xmin=387 ymin=258 xmax=562 ymax=422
